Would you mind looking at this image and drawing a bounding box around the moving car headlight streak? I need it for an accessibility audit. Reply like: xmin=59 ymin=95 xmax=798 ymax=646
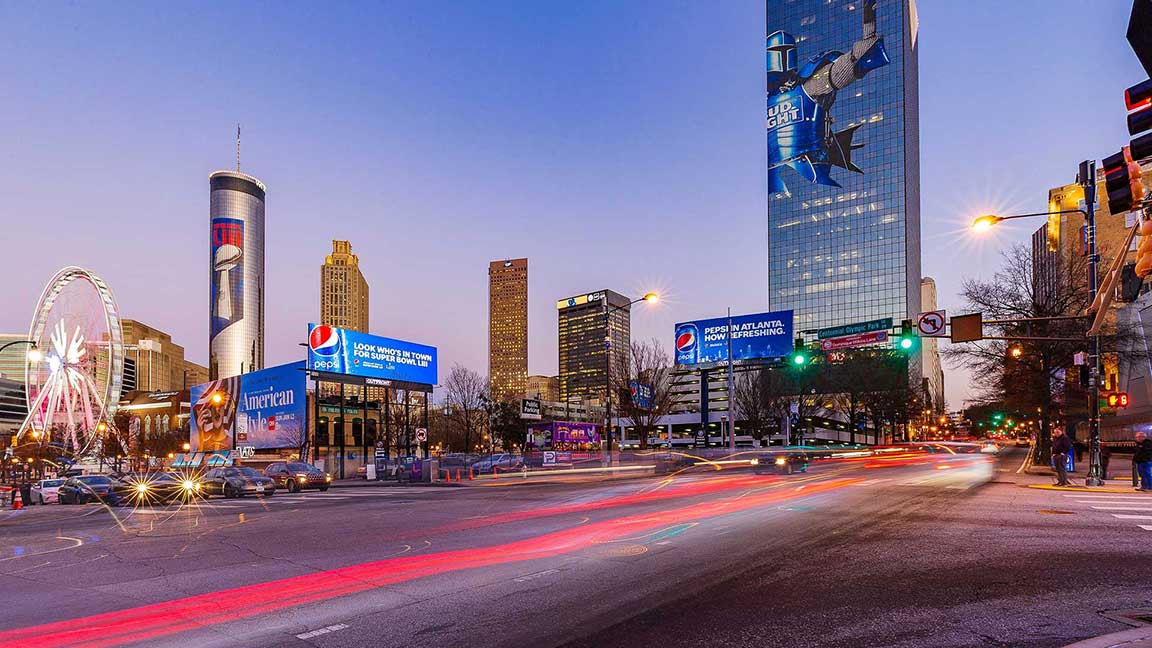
xmin=0 ymin=477 xmax=861 ymax=648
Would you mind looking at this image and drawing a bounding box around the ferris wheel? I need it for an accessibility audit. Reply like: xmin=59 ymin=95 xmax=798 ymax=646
xmin=20 ymin=267 xmax=125 ymax=455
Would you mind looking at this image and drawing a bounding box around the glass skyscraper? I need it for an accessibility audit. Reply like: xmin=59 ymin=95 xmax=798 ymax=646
xmin=767 ymin=0 xmax=921 ymax=335
xmin=209 ymin=170 xmax=266 ymax=380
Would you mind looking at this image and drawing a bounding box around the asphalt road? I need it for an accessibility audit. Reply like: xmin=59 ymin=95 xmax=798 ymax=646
xmin=0 ymin=448 xmax=1149 ymax=648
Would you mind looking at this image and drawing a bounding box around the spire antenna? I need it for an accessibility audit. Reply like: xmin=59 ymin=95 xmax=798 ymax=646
xmin=236 ymin=124 xmax=241 ymax=172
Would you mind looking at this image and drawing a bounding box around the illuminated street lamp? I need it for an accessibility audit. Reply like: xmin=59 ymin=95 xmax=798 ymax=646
xmin=969 ymin=195 xmax=1108 ymax=487
xmin=604 ymin=292 xmax=659 ymax=459
xmin=182 ymin=442 xmax=191 ymax=452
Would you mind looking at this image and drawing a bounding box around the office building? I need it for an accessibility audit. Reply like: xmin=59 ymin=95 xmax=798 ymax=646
xmin=920 ymin=277 xmax=944 ymax=411
xmin=321 ymin=240 xmax=370 ymax=333
xmin=525 ymin=375 xmax=559 ymax=402
xmin=489 ymin=259 xmax=528 ymax=401
xmin=120 ymin=320 xmax=209 ymax=391
xmin=557 ymin=290 xmax=630 ymax=404
xmin=766 ymin=0 xmax=922 ymax=334
xmin=0 ymin=376 xmax=26 ymax=438
xmin=209 ymin=170 xmax=266 ymax=380
xmin=0 ymin=334 xmax=34 ymax=382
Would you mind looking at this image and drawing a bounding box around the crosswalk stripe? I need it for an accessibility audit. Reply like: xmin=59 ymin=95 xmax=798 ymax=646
xmin=1062 ymin=493 xmax=1148 ymax=499
xmin=1140 ymin=525 xmax=1152 ymax=531
xmin=1073 ymin=498 xmax=1150 ymax=503
xmin=1111 ymin=514 xmax=1152 ymax=520
xmin=1091 ymin=506 xmax=1152 ymax=511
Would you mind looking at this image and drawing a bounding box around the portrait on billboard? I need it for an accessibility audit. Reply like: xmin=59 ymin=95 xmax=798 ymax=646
xmin=190 ymin=377 xmax=239 ymax=452
xmin=210 ymin=217 xmax=245 ymax=339
xmin=766 ymin=0 xmax=889 ymax=193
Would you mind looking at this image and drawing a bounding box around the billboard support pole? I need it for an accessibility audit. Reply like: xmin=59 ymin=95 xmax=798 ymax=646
xmin=422 ymin=393 xmax=429 ymax=459
xmin=338 ymin=381 xmax=346 ymax=480
xmin=727 ymin=307 xmax=736 ymax=452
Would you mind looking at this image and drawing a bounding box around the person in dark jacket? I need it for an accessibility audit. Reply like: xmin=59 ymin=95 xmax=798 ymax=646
xmin=1134 ymin=432 xmax=1152 ymax=492
xmin=1051 ymin=429 xmax=1073 ymax=487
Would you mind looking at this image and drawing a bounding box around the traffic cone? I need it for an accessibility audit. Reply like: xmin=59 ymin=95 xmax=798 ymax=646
xmin=455 ymin=469 xmax=461 ymax=482
xmin=12 ymin=488 xmax=23 ymax=511
xmin=493 ymin=465 xmax=499 ymax=479
xmin=468 ymin=467 xmax=474 ymax=481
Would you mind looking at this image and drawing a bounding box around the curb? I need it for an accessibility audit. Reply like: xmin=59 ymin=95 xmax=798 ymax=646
xmin=1062 ymin=627 xmax=1152 ymax=648
xmin=1025 ymin=484 xmax=1149 ymax=493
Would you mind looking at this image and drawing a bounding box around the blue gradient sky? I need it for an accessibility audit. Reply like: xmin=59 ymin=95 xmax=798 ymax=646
xmin=0 ymin=1 xmax=1145 ymax=406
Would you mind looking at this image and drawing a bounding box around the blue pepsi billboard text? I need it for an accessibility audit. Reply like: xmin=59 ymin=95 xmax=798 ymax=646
xmin=307 ymin=324 xmax=437 ymax=385
xmin=674 ymin=310 xmax=794 ymax=366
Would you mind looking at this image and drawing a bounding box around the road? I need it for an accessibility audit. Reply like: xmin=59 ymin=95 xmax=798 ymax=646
xmin=0 ymin=448 xmax=1149 ymax=648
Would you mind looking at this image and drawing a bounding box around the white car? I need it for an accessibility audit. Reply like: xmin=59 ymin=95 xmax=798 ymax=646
xmin=31 ymin=478 xmax=65 ymax=505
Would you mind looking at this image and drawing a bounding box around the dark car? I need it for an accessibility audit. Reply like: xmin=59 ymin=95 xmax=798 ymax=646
xmin=264 ymin=462 xmax=332 ymax=493
xmin=203 ymin=466 xmax=277 ymax=498
xmin=111 ymin=472 xmax=203 ymax=505
xmin=57 ymin=475 xmax=117 ymax=504
xmin=751 ymin=452 xmax=809 ymax=475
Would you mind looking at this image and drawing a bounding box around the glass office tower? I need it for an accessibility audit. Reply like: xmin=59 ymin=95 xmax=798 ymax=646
xmin=209 ymin=170 xmax=266 ymax=380
xmin=766 ymin=0 xmax=921 ymax=335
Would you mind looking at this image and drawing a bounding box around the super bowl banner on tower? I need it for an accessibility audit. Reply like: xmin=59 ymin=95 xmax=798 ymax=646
xmin=190 ymin=377 xmax=239 ymax=452
xmin=210 ymin=217 xmax=245 ymax=339
xmin=235 ymin=362 xmax=307 ymax=450
xmin=674 ymin=310 xmax=794 ymax=366
xmin=766 ymin=0 xmax=889 ymax=193
xmin=307 ymin=324 xmax=437 ymax=386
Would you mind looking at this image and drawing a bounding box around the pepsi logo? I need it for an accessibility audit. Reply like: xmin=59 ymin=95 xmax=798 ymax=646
xmin=676 ymin=328 xmax=696 ymax=352
xmin=309 ymin=325 xmax=341 ymax=356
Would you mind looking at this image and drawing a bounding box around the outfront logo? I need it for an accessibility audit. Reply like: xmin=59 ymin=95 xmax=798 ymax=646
xmin=309 ymin=325 xmax=341 ymax=357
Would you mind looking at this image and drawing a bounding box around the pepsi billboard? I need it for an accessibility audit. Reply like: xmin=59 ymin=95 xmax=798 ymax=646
xmin=307 ymin=324 xmax=437 ymax=386
xmin=674 ymin=310 xmax=794 ymax=366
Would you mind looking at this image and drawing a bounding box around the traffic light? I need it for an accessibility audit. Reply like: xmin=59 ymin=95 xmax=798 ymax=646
xmin=1107 ymin=392 xmax=1130 ymax=408
xmin=790 ymin=337 xmax=809 ymax=366
xmin=1102 ymin=146 xmax=1146 ymax=215
xmin=1126 ymin=78 xmax=1152 ymax=157
xmin=897 ymin=319 xmax=916 ymax=351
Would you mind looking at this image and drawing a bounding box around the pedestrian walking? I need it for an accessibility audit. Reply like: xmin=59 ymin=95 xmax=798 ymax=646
xmin=1134 ymin=432 xmax=1152 ymax=492
xmin=1051 ymin=429 xmax=1073 ymax=487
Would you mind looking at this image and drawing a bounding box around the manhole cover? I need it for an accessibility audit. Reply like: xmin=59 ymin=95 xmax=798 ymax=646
xmin=1037 ymin=509 xmax=1076 ymax=515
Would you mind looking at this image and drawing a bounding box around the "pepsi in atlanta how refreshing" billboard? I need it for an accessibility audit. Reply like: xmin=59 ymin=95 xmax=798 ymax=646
xmin=307 ymin=324 xmax=438 ymax=386
xmin=674 ymin=310 xmax=794 ymax=366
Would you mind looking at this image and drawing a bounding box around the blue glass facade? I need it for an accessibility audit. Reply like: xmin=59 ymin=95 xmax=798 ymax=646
xmin=767 ymin=0 xmax=921 ymax=335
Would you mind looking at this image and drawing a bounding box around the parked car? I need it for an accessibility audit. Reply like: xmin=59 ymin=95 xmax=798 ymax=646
xmin=57 ymin=475 xmax=117 ymax=504
xmin=264 ymin=462 xmax=332 ymax=493
xmin=202 ymin=466 xmax=276 ymax=498
xmin=30 ymin=478 xmax=65 ymax=505
xmin=110 ymin=472 xmax=203 ymax=505
xmin=751 ymin=451 xmax=809 ymax=475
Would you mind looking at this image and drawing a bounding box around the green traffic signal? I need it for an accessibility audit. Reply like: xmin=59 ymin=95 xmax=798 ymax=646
xmin=897 ymin=319 xmax=917 ymax=352
xmin=899 ymin=337 xmax=913 ymax=350
xmin=791 ymin=337 xmax=809 ymax=366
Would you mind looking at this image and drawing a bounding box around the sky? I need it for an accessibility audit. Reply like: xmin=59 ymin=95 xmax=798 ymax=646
xmin=0 ymin=1 xmax=1146 ymax=408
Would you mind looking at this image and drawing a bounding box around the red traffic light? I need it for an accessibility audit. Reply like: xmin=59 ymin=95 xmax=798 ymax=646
xmin=1106 ymin=392 xmax=1130 ymax=408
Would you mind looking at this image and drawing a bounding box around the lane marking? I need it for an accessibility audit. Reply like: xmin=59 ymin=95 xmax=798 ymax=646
xmin=296 ymin=623 xmax=349 ymax=640
xmin=1062 ymin=494 xmax=1150 ymax=499
xmin=513 ymin=569 xmax=558 ymax=583
xmin=1139 ymin=525 xmax=1152 ymax=531
xmin=1091 ymin=506 xmax=1152 ymax=511
xmin=1111 ymin=514 xmax=1152 ymax=520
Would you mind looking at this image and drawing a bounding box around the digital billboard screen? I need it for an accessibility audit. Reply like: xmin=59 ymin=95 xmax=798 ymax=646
xmin=674 ymin=310 xmax=794 ymax=366
xmin=307 ymin=324 xmax=437 ymax=386
xmin=235 ymin=362 xmax=307 ymax=450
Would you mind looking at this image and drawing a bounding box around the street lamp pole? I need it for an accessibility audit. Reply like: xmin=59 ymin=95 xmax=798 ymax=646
xmin=970 ymin=160 xmax=1105 ymax=486
xmin=603 ymin=293 xmax=658 ymax=462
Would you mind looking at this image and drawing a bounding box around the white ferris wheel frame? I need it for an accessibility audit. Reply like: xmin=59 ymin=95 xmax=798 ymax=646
xmin=19 ymin=266 xmax=125 ymax=449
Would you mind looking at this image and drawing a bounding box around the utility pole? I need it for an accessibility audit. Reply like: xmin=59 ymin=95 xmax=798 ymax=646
xmin=1080 ymin=159 xmax=1105 ymax=487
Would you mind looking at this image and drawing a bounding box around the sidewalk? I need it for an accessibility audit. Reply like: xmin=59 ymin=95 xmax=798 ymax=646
xmin=1063 ymin=627 xmax=1152 ymax=648
xmin=1021 ymin=452 xmax=1149 ymax=494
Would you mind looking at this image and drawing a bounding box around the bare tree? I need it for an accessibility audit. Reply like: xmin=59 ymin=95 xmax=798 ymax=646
xmin=443 ymin=364 xmax=487 ymax=453
xmin=611 ymin=339 xmax=675 ymax=449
